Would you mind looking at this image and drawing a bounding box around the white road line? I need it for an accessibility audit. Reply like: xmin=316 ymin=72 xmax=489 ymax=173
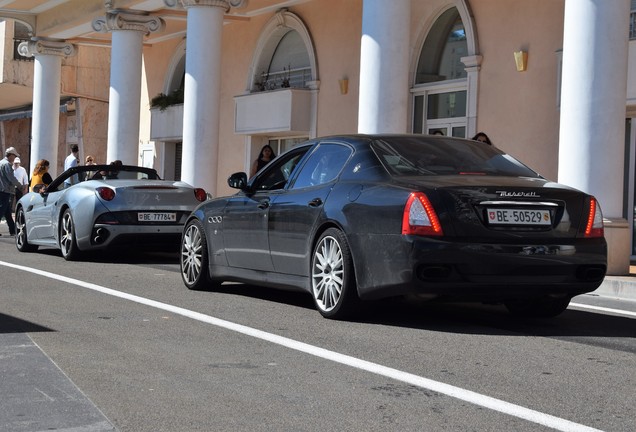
xmin=570 ymin=302 xmax=636 ymax=318
xmin=1 ymin=260 xmax=602 ymax=432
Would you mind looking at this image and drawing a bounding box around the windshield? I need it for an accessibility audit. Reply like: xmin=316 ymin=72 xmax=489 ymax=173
xmin=371 ymin=137 xmax=541 ymax=178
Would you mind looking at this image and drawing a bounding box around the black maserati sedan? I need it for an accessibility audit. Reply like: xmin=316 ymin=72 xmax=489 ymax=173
xmin=180 ymin=134 xmax=607 ymax=319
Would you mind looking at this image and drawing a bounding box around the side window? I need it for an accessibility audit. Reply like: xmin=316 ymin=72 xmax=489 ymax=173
xmin=292 ymin=143 xmax=352 ymax=189
xmin=253 ymin=148 xmax=309 ymax=190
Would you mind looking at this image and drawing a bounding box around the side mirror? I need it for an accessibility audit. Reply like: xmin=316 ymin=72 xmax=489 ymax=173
xmin=33 ymin=184 xmax=45 ymax=194
xmin=227 ymin=172 xmax=248 ymax=190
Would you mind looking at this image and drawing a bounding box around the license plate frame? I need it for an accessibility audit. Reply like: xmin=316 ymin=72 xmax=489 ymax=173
xmin=486 ymin=208 xmax=551 ymax=226
xmin=137 ymin=212 xmax=177 ymax=222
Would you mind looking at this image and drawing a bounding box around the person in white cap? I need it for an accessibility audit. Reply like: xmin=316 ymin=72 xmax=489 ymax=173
xmin=0 ymin=147 xmax=22 ymax=236
xmin=12 ymin=157 xmax=29 ymax=205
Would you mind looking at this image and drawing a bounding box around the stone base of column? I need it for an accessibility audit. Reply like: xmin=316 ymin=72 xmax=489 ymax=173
xmin=604 ymin=218 xmax=630 ymax=275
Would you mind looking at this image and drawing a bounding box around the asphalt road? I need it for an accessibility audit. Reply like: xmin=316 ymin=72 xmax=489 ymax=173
xmin=0 ymin=235 xmax=635 ymax=432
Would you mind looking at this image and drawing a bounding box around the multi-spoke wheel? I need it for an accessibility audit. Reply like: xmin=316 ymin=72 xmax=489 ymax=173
xmin=15 ymin=206 xmax=38 ymax=252
xmin=60 ymin=209 xmax=79 ymax=261
xmin=505 ymin=295 xmax=571 ymax=318
xmin=181 ymin=219 xmax=218 ymax=290
xmin=311 ymin=228 xmax=359 ymax=319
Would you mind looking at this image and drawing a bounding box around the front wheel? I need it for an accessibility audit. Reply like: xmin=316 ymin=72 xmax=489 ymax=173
xmin=311 ymin=228 xmax=360 ymax=319
xmin=15 ymin=206 xmax=38 ymax=252
xmin=60 ymin=209 xmax=80 ymax=261
xmin=505 ymin=295 xmax=571 ymax=318
xmin=181 ymin=219 xmax=218 ymax=290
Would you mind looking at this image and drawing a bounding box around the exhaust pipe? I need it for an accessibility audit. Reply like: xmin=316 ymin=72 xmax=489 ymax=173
xmin=93 ymin=227 xmax=109 ymax=244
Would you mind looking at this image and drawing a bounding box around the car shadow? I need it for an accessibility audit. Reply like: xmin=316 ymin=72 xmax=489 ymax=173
xmin=215 ymin=283 xmax=636 ymax=342
xmin=33 ymin=247 xmax=181 ymax=265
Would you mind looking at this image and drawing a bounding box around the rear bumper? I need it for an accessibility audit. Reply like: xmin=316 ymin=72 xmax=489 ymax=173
xmin=78 ymin=224 xmax=184 ymax=250
xmin=353 ymin=234 xmax=607 ymax=301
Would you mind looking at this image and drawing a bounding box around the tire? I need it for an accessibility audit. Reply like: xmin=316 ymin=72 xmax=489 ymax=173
xmin=15 ymin=206 xmax=38 ymax=253
xmin=505 ymin=295 xmax=571 ymax=318
xmin=180 ymin=219 xmax=218 ymax=290
xmin=311 ymin=228 xmax=360 ymax=319
xmin=60 ymin=209 xmax=80 ymax=261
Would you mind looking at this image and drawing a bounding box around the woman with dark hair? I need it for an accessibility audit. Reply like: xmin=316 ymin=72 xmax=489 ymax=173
xmin=250 ymin=144 xmax=276 ymax=177
xmin=29 ymin=159 xmax=53 ymax=191
xmin=472 ymin=132 xmax=493 ymax=145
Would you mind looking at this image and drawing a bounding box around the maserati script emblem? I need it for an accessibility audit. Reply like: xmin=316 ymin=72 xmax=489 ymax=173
xmin=495 ymin=191 xmax=540 ymax=198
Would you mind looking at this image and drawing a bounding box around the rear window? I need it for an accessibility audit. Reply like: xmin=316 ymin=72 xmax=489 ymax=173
xmin=371 ymin=137 xmax=541 ymax=178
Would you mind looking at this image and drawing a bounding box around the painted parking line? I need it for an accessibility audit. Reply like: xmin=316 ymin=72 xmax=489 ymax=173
xmin=1 ymin=260 xmax=602 ymax=432
xmin=570 ymin=302 xmax=636 ymax=318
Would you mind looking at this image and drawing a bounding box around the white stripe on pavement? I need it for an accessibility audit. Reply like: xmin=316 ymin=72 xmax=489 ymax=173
xmin=1 ymin=260 xmax=603 ymax=432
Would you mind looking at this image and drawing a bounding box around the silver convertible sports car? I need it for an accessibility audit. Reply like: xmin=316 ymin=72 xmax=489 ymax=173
xmin=180 ymin=134 xmax=607 ymax=320
xmin=15 ymin=164 xmax=207 ymax=260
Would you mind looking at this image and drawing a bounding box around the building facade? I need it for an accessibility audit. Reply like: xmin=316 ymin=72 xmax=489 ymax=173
xmin=0 ymin=0 xmax=634 ymax=274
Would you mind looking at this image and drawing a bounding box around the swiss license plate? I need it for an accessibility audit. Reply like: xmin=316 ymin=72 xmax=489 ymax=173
xmin=486 ymin=208 xmax=551 ymax=226
xmin=138 ymin=212 xmax=176 ymax=222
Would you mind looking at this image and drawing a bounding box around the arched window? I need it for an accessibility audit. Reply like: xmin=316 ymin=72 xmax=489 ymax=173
xmin=412 ymin=7 xmax=470 ymax=138
xmin=415 ymin=8 xmax=467 ymax=83
xmin=249 ymin=11 xmax=316 ymax=93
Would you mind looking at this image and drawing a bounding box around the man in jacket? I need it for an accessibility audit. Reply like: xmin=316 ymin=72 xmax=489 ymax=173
xmin=0 ymin=147 xmax=23 ymax=236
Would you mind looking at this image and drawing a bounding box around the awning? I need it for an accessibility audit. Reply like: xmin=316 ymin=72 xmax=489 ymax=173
xmin=0 ymin=98 xmax=72 ymax=122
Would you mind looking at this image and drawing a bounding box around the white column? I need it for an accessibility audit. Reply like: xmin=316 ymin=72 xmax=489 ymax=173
xmin=358 ymin=0 xmax=410 ymax=133
xmin=93 ymin=11 xmax=164 ymax=165
xmin=18 ymin=38 xmax=75 ymax=177
xmin=558 ymin=0 xmax=629 ymax=214
xmin=179 ymin=0 xmax=228 ymax=191
xmin=558 ymin=0 xmax=631 ymax=274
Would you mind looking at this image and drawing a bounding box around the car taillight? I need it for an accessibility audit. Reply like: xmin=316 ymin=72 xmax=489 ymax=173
xmin=194 ymin=188 xmax=207 ymax=202
xmin=584 ymin=197 xmax=604 ymax=238
xmin=402 ymin=192 xmax=443 ymax=236
xmin=96 ymin=187 xmax=115 ymax=201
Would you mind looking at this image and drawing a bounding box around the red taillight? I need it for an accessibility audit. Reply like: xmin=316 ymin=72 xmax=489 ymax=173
xmin=96 ymin=187 xmax=115 ymax=201
xmin=194 ymin=188 xmax=207 ymax=202
xmin=584 ymin=197 xmax=604 ymax=238
xmin=402 ymin=192 xmax=443 ymax=236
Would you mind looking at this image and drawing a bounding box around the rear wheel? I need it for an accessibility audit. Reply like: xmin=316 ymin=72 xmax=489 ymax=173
xmin=181 ymin=219 xmax=218 ymax=290
xmin=60 ymin=209 xmax=80 ymax=261
xmin=505 ymin=295 xmax=571 ymax=318
xmin=311 ymin=228 xmax=360 ymax=319
xmin=15 ymin=206 xmax=38 ymax=252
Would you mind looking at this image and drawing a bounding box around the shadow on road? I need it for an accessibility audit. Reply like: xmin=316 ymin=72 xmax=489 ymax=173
xmin=210 ymin=283 xmax=636 ymax=346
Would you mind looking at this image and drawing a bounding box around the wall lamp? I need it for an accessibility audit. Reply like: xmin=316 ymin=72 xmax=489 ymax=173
xmin=514 ymin=50 xmax=528 ymax=72
xmin=339 ymin=77 xmax=349 ymax=95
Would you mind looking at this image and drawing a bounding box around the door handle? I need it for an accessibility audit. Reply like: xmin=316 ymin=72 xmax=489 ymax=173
xmin=308 ymin=198 xmax=323 ymax=207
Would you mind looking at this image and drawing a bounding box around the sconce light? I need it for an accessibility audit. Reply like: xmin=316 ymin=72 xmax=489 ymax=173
xmin=514 ymin=50 xmax=528 ymax=72
xmin=339 ymin=77 xmax=349 ymax=95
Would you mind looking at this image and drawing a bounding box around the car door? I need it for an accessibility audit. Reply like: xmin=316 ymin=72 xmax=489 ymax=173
xmin=27 ymin=179 xmax=68 ymax=242
xmin=268 ymin=142 xmax=353 ymax=276
xmin=221 ymin=146 xmax=310 ymax=271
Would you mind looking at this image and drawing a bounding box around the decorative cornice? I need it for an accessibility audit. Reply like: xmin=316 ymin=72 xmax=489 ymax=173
xmin=163 ymin=0 xmax=248 ymax=11
xmin=17 ymin=37 xmax=75 ymax=58
xmin=92 ymin=10 xmax=165 ymax=35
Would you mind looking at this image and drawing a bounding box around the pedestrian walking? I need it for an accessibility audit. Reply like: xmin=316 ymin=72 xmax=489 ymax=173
xmin=63 ymin=144 xmax=80 ymax=188
xmin=0 ymin=147 xmax=23 ymax=236
xmin=12 ymin=157 xmax=29 ymax=208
